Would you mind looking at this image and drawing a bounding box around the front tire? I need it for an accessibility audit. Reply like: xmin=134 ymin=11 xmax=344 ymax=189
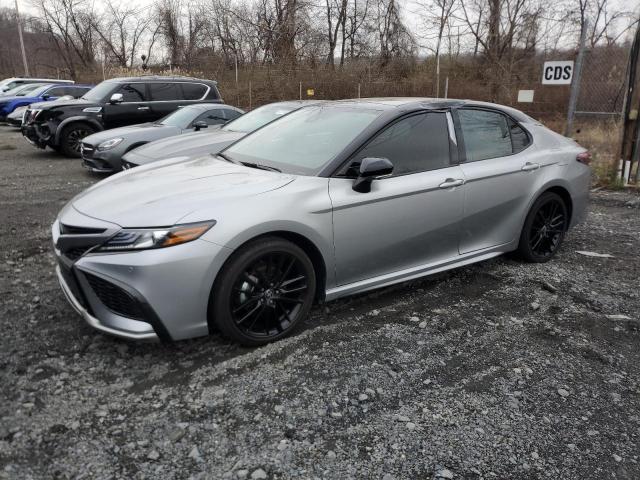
xmin=517 ymin=192 xmax=568 ymax=263
xmin=59 ymin=123 xmax=95 ymax=158
xmin=210 ymin=237 xmax=316 ymax=346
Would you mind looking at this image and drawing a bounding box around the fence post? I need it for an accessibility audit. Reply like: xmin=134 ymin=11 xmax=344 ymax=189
xmin=249 ymin=81 xmax=252 ymax=110
xmin=565 ymin=20 xmax=588 ymax=137
xmin=299 ymin=82 xmax=302 ymax=100
xmin=444 ymin=77 xmax=449 ymax=99
xmin=358 ymin=83 xmax=361 ymax=99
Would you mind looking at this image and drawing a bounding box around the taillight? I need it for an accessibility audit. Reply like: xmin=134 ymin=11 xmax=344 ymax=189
xmin=576 ymin=151 xmax=591 ymax=165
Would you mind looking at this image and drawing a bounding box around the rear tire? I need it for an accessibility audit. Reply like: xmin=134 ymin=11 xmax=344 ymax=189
xmin=60 ymin=123 xmax=95 ymax=158
xmin=210 ymin=237 xmax=316 ymax=346
xmin=517 ymin=192 xmax=568 ymax=263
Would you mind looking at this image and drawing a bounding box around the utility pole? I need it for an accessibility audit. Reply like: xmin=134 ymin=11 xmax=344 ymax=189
xmin=619 ymin=17 xmax=640 ymax=184
xmin=565 ymin=19 xmax=588 ymax=137
xmin=14 ymin=0 xmax=30 ymax=77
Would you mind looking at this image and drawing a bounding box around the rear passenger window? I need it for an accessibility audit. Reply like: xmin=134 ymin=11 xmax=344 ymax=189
xmin=458 ymin=109 xmax=512 ymax=161
xmin=150 ymin=83 xmax=181 ymax=101
xmin=116 ymin=83 xmax=146 ymax=102
xmin=351 ymin=112 xmax=450 ymax=176
xmin=45 ymin=87 xmax=67 ymax=97
xmin=458 ymin=109 xmax=530 ymax=161
xmin=181 ymin=83 xmax=207 ymax=100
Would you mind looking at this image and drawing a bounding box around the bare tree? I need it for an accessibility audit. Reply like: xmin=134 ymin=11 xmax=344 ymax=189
xmin=92 ymin=0 xmax=155 ymax=68
xmin=34 ymin=0 xmax=97 ymax=79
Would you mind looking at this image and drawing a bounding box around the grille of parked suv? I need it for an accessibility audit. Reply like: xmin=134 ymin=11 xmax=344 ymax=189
xmin=84 ymin=272 xmax=145 ymax=320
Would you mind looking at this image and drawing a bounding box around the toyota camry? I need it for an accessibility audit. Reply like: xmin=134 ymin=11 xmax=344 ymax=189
xmin=53 ymin=98 xmax=590 ymax=345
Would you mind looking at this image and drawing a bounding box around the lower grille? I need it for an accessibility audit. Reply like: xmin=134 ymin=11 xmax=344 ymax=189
xmin=84 ymin=273 xmax=145 ymax=320
xmin=65 ymin=247 xmax=91 ymax=261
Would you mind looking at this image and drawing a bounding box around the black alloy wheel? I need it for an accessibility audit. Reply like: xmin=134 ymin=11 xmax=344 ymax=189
xmin=210 ymin=237 xmax=316 ymax=346
xmin=518 ymin=192 xmax=568 ymax=262
xmin=61 ymin=123 xmax=94 ymax=157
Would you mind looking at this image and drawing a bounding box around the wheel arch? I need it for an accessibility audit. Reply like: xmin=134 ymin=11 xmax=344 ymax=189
xmin=543 ymin=185 xmax=573 ymax=226
xmin=54 ymin=116 xmax=103 ymax=144
xmin=226 ymin=231 xmax=328 ymax=303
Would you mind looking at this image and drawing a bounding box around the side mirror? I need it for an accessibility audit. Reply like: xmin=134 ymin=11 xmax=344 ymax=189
xmin=352 ymin=157 xmax=393 ymax=193
xmin=41 ymin=94 xmax=50 ymax=100
xmin=193 ymin=121 xmax=208 ymax=131
xmin=109 ymin=93 xmax=124 ymax=104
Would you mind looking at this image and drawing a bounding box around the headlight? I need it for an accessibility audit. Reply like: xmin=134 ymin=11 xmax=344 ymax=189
xmin=97 ymin=138 xmax=124 ymax=151
xmin=96 ymin=221 xmax=215 ymax=252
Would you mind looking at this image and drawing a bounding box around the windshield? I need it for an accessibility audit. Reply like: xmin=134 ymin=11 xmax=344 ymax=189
xmin=9 ymin=84 xmax=45 ymax=97
xmin=82 ymin=81 xmax=116 ymax=102
xmin=222 ymin=103 xmax=297 ymax=133
xmin=223 ymin=105 xmax=382 ymax=175
xmin=158 ymin=106 xmax=200 ymax=128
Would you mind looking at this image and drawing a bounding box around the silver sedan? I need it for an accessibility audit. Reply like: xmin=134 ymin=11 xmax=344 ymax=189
xmin=52 ymin=98 xmax=590 ymax=345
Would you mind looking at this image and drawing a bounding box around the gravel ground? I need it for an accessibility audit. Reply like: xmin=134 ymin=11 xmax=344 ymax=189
xmin=1 ymin=124 xmax=639 ymax=480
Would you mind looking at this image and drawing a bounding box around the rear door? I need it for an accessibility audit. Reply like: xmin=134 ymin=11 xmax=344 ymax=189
xmin=329 ymin=111 xmax=465 ymax=286
xmin=454 ymin=107 xmax=543 ymax=254
xmin=102 ymin=83 xmax=151 ymax=128
xmin=149 ymin=82 xmax=184 ymax=120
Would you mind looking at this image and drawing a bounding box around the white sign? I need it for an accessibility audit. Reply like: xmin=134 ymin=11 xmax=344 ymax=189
xmin=517 ymin=90 xmax=534 ymax=103
xmin=542 ymin=61 xmax=574 ymax=85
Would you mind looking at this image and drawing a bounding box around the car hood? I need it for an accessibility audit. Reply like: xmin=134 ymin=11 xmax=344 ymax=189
xmin=82 ymin=123 xmax=181 ymax=146
xmin=30 ymin=98 xmax=96 ymax=110
xmin=130 ymin=129 xmax=245 ymax=160
xmin=70 ymin=156 xmax=295 ymax=227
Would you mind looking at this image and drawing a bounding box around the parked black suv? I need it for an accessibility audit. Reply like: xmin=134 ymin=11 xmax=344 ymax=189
xmin=22 ymin=76 xmax=222 ymax=157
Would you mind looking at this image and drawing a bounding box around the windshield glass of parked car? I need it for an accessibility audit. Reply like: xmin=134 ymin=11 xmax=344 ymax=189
xmin=223 ymin=105 xmax=382 ymax=175
xmin=222 ymin=104 xmax=297 ymax=134
xmin=157 ymin=106 xmax=200 ymax=128
xmin=10 ymin=84 xmax=46 ymax=97
xmin=82 ymin=82 xmax=116 ymax=102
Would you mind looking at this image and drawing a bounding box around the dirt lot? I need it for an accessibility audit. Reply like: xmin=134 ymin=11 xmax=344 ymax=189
xmin=0 ymin=124 xmax=639 ymax=480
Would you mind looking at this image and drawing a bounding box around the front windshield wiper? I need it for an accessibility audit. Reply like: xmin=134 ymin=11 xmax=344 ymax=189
xmin=216 ymin=152 xmax=240 ymax=164
xmin=240 ymin=162 xmax=282 ymax=173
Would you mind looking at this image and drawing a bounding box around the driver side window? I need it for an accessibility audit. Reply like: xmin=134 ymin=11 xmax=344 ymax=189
xmin=350 ymin=112 xmax=451 ymax=177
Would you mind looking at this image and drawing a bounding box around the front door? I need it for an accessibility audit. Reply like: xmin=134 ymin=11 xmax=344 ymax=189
xmin=103 ymin=83 xmax=153 ymax=128
xmin=329 ymin=111 xmax=465 ymax=286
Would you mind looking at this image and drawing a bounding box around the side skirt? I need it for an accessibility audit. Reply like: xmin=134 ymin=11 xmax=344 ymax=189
xmin=324 ymin=245 xmax=511 ymax=302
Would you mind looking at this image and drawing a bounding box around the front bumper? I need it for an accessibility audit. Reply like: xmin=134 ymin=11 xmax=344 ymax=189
xmin=81 ymin=142 xmax=121 ymax=173
xmin=53 ymin=215 xmax=234 ymax=341
xmin=56 ymin=265 xmax=159 ymax=341
xmin=22 ymin=123 xmax=50 ymax=149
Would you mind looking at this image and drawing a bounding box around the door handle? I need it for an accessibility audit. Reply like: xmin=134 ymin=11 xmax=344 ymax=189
xmin=439 ymin=178 xmax=465 ymax=189
xmin=137 ymin=106 xmax=150 ymax=111
xmin=521 ymin=162 xmax=540 ymax=171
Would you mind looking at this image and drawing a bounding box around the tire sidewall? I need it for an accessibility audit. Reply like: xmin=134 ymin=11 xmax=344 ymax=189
xmin=210 ymin=238 xmax=316 ymax=346
xmin=519 ymin=192 xmax=568 ymax=263
xmin=60 ymin=123 xmax=94 ymax=158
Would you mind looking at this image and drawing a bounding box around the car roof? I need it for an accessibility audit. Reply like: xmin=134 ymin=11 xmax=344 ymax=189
xmin=103 ymin=76 xmax=217 ymax=84
xmin=330 ymin=97 xmax=534 ymax=123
